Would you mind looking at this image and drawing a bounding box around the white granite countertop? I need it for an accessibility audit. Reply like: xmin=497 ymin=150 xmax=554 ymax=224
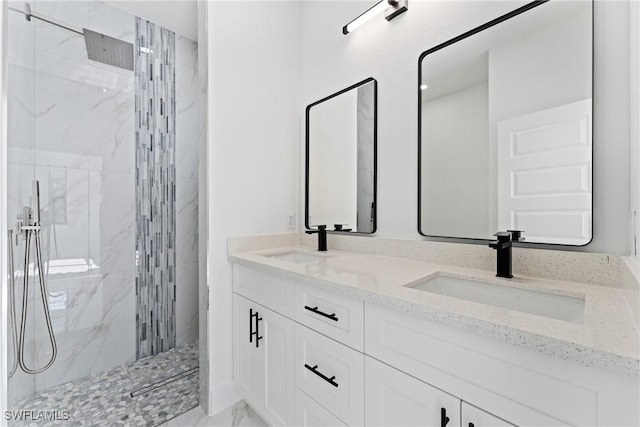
xmin=228 ymin=245 xmax=640 ymax=379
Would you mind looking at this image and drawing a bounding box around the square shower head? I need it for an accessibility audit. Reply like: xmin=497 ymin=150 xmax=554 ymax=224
xmin=83 ymin=28 xmax=134 ymax=71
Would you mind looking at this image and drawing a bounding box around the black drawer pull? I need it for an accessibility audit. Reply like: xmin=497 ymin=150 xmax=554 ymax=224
xmin=249 ymin=308 xmax=263 ymax=348
xmin=255 ymin=313 xmax=263 ymax=349
xmin=441 ymin=407 xmax=450 ymax=427
xmin=304 ymin=364 xmax=339 ymax=387
xmin=469 ymin=423 xmax=475 ymax=427
xmin=249 ymin=308 xmax=257 ymax=343
xmin=304 ymin=305 xmax=339 ymax=322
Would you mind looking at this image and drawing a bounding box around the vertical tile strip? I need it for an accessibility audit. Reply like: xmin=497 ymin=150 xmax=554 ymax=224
xmin=135 ymin=17 xmax=176 ymax=359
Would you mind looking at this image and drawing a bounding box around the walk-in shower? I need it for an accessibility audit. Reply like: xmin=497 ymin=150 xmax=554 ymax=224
xmin=3 ymin=0 xmax=200 ymax=424
xmin=5 ymin=0 xmax=136 ymax=378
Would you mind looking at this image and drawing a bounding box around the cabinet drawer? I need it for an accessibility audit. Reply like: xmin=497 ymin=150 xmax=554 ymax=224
xmin=295 ymin=324 xmax=364 ymax=426
xmin=295 ymin=282 xmax=364 ymax=351
xmin=365 ymin=355 xmax=460 ymax=427
xmin=295 ymin=388 xmax=348 ymax=427
xmin=233 ymin=264 xmax=295 ymax=318
xmin=462 ymin=402 xmax=517 ymax=427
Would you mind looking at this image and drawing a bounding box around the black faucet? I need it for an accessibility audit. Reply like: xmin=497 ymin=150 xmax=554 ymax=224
xmin=489 ymin=231 xmax=513 ymax=278
xmin=306 ymin=225 xmax=327 ymax=251
xmin=488 ymin=230 xmax=524 ymax=278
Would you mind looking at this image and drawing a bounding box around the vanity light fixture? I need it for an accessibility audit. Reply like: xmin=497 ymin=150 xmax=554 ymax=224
xmin=342 ymin=0 xmax=408 ymax=35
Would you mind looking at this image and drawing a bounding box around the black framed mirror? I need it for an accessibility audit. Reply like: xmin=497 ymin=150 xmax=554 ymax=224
xmin=418 ymin=0 xmax=593 ymax=246
xmin=305 ymin=77 xmax=377 ymax=234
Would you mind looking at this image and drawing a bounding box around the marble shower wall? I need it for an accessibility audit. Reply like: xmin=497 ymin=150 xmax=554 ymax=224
xmin=5 ymin=0 xmax=198 ymax=401
xmin=175 ymin=36 xmax=199 ymax=348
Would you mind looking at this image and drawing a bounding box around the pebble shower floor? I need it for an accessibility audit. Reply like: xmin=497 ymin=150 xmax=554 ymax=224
xmin=8 ymin=342 xmax=199 ymax=426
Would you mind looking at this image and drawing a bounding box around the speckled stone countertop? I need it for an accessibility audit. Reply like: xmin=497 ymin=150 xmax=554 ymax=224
xmin=229 ymin=243 xmax=640 ymax=379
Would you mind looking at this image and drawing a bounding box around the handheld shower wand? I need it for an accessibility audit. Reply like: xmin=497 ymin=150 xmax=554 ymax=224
xmin=8 ymin=179 xmax=57 ymax=376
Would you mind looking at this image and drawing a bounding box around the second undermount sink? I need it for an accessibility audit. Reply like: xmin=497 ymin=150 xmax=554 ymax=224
xmin=405 ymin=274 xmax=585 ymax=323
xmin=263 ymin=250 xmax=330 ymax=264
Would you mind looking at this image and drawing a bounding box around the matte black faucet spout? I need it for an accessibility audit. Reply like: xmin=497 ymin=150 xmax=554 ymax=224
xmin=306 ymin=225 xmax=327 ymax=251
xmin=489 ymin=231 xmax=513 ymax=278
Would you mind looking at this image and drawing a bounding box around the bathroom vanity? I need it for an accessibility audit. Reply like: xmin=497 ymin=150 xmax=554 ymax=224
xmin=228 ymin=237 xmax=639 ymax=427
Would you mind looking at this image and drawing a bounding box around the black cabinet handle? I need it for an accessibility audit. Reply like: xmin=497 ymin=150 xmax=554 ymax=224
xmin=255 ymin=313 xmax=263 ymax=349
xmin=304 ymin=305 xmax=339 ymax=322
xmin=304 ymin=364 xmax=339 ymax=387
xmin=440 ymin=408 xmax=450 ymax=427
xmin=469 ymin=423 xmax=475 ymax=427
xmin=249 ymin=308 xmax=257 ymax=343
xmin=249 ymin=308 xmax=263 ymax=348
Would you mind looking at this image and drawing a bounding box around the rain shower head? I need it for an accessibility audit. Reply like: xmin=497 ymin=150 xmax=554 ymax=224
xmin=83 ymin=28 xmax=134 ymax=71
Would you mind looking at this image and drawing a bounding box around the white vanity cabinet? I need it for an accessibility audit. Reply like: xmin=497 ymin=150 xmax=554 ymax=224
xmin=365 ymin=356 xmax=460 ymax=427
xmin=231 ymin=263 xmax=639 ymax=427
xmin=365 ymin=302 xmax=639 ymax=427
xmin=365 ymin=356 xmax=515 ymax=427
xmin=233 ymin=293 xmax=295 ymax=426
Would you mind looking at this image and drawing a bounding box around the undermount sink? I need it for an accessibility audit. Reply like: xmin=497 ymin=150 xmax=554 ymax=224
xmin=405 ymin=274 xmax=585 ymax=323
xmin=263 ymin=251 xmax=330 ymax=264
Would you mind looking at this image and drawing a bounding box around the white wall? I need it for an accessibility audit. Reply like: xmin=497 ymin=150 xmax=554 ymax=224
xmin=631 ymin=0 xmax=639 ymax=262
xmin=197 ymin=0 xmax=209 ymax=413
xmin=206 ymin=0 xmax=301 ymax=413
xmin=488 ymin=7 xmax=591 ymax=126
xmin=308 ymin=91 xmax=358 ymax=228
xmin=421 ymin=83 xmax=490 ymax=238
xmin=301 ymin=0 xmax=632 ymax=255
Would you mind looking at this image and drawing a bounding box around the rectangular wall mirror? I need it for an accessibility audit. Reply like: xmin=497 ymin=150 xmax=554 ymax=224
xmin=306 ymin=78 xmax=377 ymax=233
xmin=418 ymin=0 xmax=593 ymax=245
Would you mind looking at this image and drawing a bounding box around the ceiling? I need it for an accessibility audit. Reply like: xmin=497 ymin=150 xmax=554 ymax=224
xmin=106 ymin=0 xmax=198 ymax=41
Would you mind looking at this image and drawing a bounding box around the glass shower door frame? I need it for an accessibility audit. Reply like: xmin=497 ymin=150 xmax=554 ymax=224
xmin=1 ymin=0 xmax=11 ymax=417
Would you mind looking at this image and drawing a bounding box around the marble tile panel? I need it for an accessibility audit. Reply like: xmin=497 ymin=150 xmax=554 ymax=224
xmin=176 ymin=262 xmax=199 ymax=347
xmin=88 ymin=171 xmax=136 ymax=275
xmin=163 ymin=401 xmax=267 ymax=427
xmin=35 ymin=49 xmax=134 ymax=93
xmin=32 ymin=20 xmax=87 ymax=65
xmin=33 ymin=271 xmax=136 ymax=392
xmin=32 ymin=166 xmax=91 ymax=281
xmin=176 ymin=36 xmax=199 ymax=180
xmin=87 ymin=1 xmax=135 ymax=43
xmin=7 ymin=9 xmax=36 ymax=166
xmin=31 ymin=0 xmax=89 ymax=31
xmin=34 ymin=71 xmax=134 ymax=173
xmin=176 ymin=177 xmax=198 ymax=265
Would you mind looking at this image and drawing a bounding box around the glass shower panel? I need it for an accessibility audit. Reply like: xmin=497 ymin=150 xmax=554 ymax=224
xmin=6 ymin=0 xmax=37 ymax=401
xmin=7 ymin=1 xmax=137 ymax=399
xmin=28 ymin=0 xmax=137 ymax=392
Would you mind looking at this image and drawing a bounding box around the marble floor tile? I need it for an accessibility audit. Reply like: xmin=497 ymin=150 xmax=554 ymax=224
xmin=8 ymin=343 xmax=199 ymax=427
xmin=162 ymin=401 xmax=267 ymax=427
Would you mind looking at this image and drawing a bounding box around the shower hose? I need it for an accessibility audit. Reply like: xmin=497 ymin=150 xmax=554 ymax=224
xmin=7 ymin=227 xmax=57 ymax=376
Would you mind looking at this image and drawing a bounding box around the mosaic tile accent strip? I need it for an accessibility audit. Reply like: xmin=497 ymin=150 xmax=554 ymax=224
xmin=135 ymin=17 xmax=177 ymax=359
xmin=8 ymin=343 xmax=199 ymax=427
